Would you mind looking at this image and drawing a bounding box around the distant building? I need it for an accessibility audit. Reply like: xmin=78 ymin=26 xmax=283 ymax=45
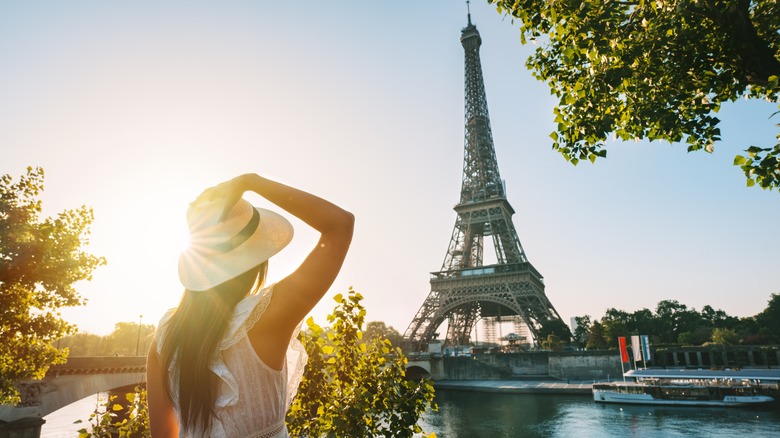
xmin=570 ymin=317 xmax=579 ymax=335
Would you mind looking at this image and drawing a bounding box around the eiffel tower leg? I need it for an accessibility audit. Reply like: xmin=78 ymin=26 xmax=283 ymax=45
xmin=446 ymin=303 xmax=478 ymax=346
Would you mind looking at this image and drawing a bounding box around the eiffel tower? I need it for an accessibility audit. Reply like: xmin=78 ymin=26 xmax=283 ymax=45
xmin=403 ymin=12 xmax=564 ymax=352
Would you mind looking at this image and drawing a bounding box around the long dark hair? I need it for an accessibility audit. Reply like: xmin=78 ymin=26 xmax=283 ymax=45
xmin=160 ymin=262 xmax=267 ymax=433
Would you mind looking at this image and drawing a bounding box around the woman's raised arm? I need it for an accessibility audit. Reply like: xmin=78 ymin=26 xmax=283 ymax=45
xmin=201 ymin=173 xmax=354 ymax=338
xmin=240 ymin=173 xmax=354 ymax=317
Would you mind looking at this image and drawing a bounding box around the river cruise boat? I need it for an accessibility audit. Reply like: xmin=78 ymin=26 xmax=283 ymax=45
xmin=592 ymin=369 xmax=778 ymax=407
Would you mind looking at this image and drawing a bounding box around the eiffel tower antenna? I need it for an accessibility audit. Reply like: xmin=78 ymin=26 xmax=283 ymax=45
xmin=403 ymin=15 xmax=565 ymax=352
xmin=466 ymin=0 xmax=472 ymax=25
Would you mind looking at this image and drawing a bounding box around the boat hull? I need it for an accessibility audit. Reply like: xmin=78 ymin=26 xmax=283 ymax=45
xmin=593 ymin=389 xmax=775 ymax=407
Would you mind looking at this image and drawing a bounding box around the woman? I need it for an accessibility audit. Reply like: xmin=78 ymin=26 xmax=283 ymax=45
xmin=147 ymin=173 xmax=354 ymax=437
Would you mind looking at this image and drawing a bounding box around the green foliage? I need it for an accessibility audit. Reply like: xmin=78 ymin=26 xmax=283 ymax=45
xmin=735 ymin=140 xmax=780 ymax=190
xmin=700 ymin=305 xmax=740 ymax=329
xmin=583 ymin=294 xmax=779 ymax=348
xmin=57 ymin=333 xmax=109 ymax=357
xmin=540 ymin=334 xmax=563 ymax=351
xmin=286 ymin=288 xmax=437 ymax=438
xmin=599 ymin=308 xmax=630 ymax=346
xmin=571 ymin=315 xmax=592 ymax=349
xmin=678 ymin=327 xmax=714 ymax=345
xmin=654 ymin=300 xmax=705 ymax=344
xmin=58 ymin=322 xmax=156 ymax=357
xmin=585 ymin=320 xmax=608 ymax=350
xmin=364 ymin=320 xmax=404 ymax=347
xmin=489 ymin=0 xmax=780 ymax=192
xmin=75 ymin=386 xmax=150 ymax=438
xmin=0 ymin=167 xmax=105 ymax=404
xmin=753 ymin=293 xmax=780 ymax=343
xmin=711 ymin=327 xmax=741 ymax=345
xmin=537 ymin=318 xmax=573 ymax=343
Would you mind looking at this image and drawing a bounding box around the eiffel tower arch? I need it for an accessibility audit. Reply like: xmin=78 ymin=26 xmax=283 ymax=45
xmin=403 ymin=13 xmax=565 ymax=352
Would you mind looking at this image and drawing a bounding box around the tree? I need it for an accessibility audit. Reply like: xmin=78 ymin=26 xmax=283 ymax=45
xmin=585 ymin=320 xmax=608 ymax=350
xmin=0 ymin=167 xmax=105 ymax=404
xmin=753 ymin=292 xmax=780 ymax=343
xmin=540 ymin=334 xmax=563 ymax=351
xmin=711 ymin=327 xmax=741 ymax=345
xmin=56 ymin=332 xmax=108 ymax=357
xmin=701 ymin=305 xmax=740 ymax=330
xmin=489 ymin=0 xmax=780 ymax=191
xmin=678 ymin=326 xmax=713 ymax=345
xmin=364 ymin=320 xmax=404 ymax=347
xmin=106 ymin=322 xmax=156 ymax=357
xmin=599 ymin=308 xmax=630 ymax=346
xmin=571 ymin=315 xmax=592 ymax=349
xmin=57 ymin=321 xmax=156 ymax=357
xmin=627 ymin=308 xmax=656 ymax=337
xmin=537 ymin=318 xmax=573 ymax=343
xmin=286 ymin=288 xmax=436 ymax=438
xmin=655 ymin=300 xmax=704 ymax=343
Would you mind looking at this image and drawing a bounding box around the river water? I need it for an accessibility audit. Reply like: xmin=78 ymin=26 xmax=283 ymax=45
xmin=43 ymin=390 xmax=780 ymax=437
xmin=420 ymin=390 xmax=780 ymax=437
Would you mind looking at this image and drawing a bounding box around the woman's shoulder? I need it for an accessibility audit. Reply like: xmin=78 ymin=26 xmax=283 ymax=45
xmin=218 ymin=283 xmax=276 ymax=351
xmin=153 ymin=308 xmax=178 ymax=354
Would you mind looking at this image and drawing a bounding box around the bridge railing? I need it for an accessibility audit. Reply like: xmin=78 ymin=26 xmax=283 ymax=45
xmin=47 ymin=356 xmax=147 ymax=375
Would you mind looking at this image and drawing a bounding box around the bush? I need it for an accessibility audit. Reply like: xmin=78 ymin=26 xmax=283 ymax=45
xmin=75 ymin=386 xmax=149 ymax=438
xmin=286 ymin=288 xmax=437 ymax=437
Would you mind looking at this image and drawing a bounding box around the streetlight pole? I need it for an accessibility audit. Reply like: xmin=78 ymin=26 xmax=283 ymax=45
xmin=136 ymin=314 xmax=143 ymax=356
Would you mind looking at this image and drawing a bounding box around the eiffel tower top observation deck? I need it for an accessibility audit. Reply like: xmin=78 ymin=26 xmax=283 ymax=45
xmin=403 ymin=13 xmax=564 ymax=352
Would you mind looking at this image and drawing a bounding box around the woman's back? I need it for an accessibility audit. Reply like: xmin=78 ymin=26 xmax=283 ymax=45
xmin=217 ymin=337 xmax=286 ymax=438
xmin=157 ymin=286 xmax=307 ymax=438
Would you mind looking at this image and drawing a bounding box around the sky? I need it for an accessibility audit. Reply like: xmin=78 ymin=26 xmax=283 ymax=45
xmin=2 ymin=1 xmax=778 ymax=338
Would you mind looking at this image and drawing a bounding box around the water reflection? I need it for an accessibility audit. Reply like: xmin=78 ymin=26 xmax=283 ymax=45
xmin=421 ymin=389 xmax=780 ymax=438
xmin=420 ymin=390 xmax=584 ymax=437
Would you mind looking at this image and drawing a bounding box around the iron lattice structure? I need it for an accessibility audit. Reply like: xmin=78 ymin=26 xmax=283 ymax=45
xmin=403 ymin=15 xmax=564 ymax=352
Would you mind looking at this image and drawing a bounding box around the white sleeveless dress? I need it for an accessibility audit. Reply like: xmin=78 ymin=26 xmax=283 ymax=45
xmin=155 ymin=284 xmax=307 ymax=438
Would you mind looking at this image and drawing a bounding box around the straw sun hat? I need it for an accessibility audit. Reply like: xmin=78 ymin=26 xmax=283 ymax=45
xmin=178 ymin=197 xmax=293 ymax=292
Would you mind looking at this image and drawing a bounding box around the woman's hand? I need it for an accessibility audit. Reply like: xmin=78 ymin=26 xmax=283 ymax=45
xmin=193 ymin=174 xmax=252 ymax=221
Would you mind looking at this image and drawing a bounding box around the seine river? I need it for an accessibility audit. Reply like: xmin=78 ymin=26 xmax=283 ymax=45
xmin=43 ymin=389 xmax=780 ymax=437
xmin=420 ymin=390 xmax=780 ymax=437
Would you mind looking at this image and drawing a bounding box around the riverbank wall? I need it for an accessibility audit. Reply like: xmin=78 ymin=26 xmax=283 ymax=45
xmin=440 ymin=351 xmax=624 ymax=381
xmin=434 ymin=346 xmax=780 ymax=382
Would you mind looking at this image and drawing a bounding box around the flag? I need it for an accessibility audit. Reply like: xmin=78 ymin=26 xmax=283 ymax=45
xmin=618 ymin=336 xmax=629 ymax=362
xmin=631 ymin=335 xmax=642 ymax=362
xmin=641 ymin=335 xmax=651 ymax=361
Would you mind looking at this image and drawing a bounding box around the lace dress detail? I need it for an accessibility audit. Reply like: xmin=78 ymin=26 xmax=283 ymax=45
xmin=156 ymin=284 xmax=307 ymax=438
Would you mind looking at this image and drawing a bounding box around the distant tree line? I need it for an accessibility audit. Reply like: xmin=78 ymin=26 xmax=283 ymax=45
xmin=569 ymin=293 xmax=780 ymax=350
xmin=58 ymin=321 xmax=156 ymax=357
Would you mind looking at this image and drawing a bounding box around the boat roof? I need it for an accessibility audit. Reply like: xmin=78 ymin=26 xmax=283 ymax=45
xmin=625 ymin=368 xmax=780 ymax=381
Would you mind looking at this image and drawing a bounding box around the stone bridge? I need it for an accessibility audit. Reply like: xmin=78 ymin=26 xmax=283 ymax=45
xmin=0 ymin=356 xmax=146 ymax=438
xmin=405 ymin=354 xmax=445 ymax=380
